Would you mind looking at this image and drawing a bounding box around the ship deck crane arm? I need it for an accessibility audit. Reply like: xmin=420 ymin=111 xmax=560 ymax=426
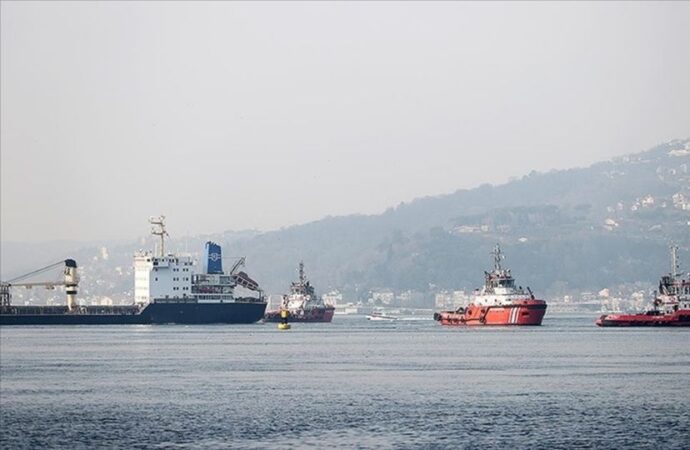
xmin=4 ymin=259 xmax=77 ymax=285
xmin=1 ymin=259 xmax=79 ymax=309
xmin=226 ymin=256 xmax=246 ymax=276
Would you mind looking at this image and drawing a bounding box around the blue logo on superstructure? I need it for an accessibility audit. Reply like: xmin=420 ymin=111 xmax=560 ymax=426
xmin=204 ymin=241 xmax=223 ymax=274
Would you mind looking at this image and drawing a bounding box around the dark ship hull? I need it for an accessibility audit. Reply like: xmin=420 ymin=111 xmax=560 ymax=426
xmin=264 ymin=306 xmax=335 ymax=323
xmin=0 ymin=299 xmax=267 ymax=325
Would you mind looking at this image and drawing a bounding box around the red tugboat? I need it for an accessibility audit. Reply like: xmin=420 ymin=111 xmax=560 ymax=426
xmin=596 ymin=246 xmax=690 ymax=327
xmin=434 ymin=244 xmax=547 ymax=326
xmin=264 ymin=262 xmax=335 ymax=323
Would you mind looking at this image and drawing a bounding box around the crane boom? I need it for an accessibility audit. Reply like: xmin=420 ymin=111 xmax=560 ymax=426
xmin=228 ymin=257 xmax=246 ymax=275
xmin=7 ymin=282 xmax=62 ymax=288
xmin=1 ymin=259 xmax=79 ymax=310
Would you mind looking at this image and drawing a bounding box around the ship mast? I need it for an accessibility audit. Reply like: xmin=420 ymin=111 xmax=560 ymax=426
xmin=299 ymin=261 xmax=306 ymax=286
xmin=670 ymin=244 xmax=680 ymax=279
xmin=150 ymin=216 xmax=169 ymax=257
xmin=491 ymin=243 xmax=504 ymax=272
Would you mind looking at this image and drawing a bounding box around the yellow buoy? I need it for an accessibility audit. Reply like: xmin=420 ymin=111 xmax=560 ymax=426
xmin=278 ymin=309 xmax=291 ymax=330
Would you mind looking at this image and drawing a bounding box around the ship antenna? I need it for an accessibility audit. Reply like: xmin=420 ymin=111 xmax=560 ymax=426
xmin=491 ymin=243 xmax=504 ymax=271
xmin=299 ymin=261 xmax=306 ymax=285
xmin=149 ymin=215 xmax=169 ymax=257
xmin=670 ymin=244 xmax=680 ymax=279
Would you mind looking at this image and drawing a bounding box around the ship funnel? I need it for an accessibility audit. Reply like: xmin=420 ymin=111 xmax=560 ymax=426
xmin=204 ymin=241 xmax=223 ymax=274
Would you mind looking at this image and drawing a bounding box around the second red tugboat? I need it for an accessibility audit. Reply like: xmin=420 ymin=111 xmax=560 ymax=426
xmin=596 ymin=246 xmax=690 ymax=327
xmin=264 ymin=262 xmax=335 ymax=323
xmin=434 ymin=244 xmax=547 ymax=326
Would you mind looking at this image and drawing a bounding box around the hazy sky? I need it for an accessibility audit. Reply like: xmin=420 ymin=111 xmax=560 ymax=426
xmin=2 ymin=1 xmax=689 ymax=242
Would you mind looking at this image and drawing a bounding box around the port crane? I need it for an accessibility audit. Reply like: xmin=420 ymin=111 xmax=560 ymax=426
xmin=0 ymin=259 xmax=79 ymax=311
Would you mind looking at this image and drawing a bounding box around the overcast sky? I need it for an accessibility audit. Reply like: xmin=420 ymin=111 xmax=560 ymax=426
xmin=2 ymin=1 xmax=689 ymax=242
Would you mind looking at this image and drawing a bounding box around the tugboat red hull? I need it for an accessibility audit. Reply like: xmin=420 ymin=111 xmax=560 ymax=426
xmin=596 ymin=310 xmax=690 ymax=327
xmin=434 ymin=299 xmax=547 ymax=326
xmin=264 ymin=306 xmax=335 ymax=323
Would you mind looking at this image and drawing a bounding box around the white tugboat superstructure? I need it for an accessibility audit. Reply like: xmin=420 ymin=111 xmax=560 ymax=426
xmin=473 ymin=244 xmax=536 ymax=307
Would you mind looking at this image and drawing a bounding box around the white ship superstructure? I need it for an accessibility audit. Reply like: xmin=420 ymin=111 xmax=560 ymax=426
xmin=134 ymin=217 xmax=193 ymax=304
xmin=134 ymin=254 xmax=194 ymax=304
xmin=134 ymin=216 xmax=261 ymax=306
xmin=472 ymin=244 xmax=535 ymax=307
xmin=653 ymin=245 xmax=690 ymax=313
xmin=281 ymin=261 xmax=326 ymax=311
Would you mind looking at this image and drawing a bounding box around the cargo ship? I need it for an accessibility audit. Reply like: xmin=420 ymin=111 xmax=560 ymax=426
xmin=434 ymin=244 xmax=547 ymax=326
xmin=596 ymin=246 xmax=690 ymax=327
xmin=264 ymin=261 xmax=335 ymax=323
xmin=0 ymin=217 xmax=267 ymax=325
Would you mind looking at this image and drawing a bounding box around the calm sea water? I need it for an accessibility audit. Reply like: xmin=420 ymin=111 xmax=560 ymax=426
xmin=1 ymin=314 xmax=688 ymax=449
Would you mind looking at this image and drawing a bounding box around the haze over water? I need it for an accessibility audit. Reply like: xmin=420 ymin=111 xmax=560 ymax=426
xmin=1 ymin=315 xmax=688 ymax=449
xmin=2 ymin=2 xmax=690 ymax=242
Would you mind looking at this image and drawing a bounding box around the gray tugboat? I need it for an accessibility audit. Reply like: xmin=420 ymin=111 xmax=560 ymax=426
xmin=264 ymin=261 xmax=335 ymax=323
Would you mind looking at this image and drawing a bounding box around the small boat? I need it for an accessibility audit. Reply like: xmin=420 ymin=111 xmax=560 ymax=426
xmin=366 ymin=313 xmax=398 ymax=321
